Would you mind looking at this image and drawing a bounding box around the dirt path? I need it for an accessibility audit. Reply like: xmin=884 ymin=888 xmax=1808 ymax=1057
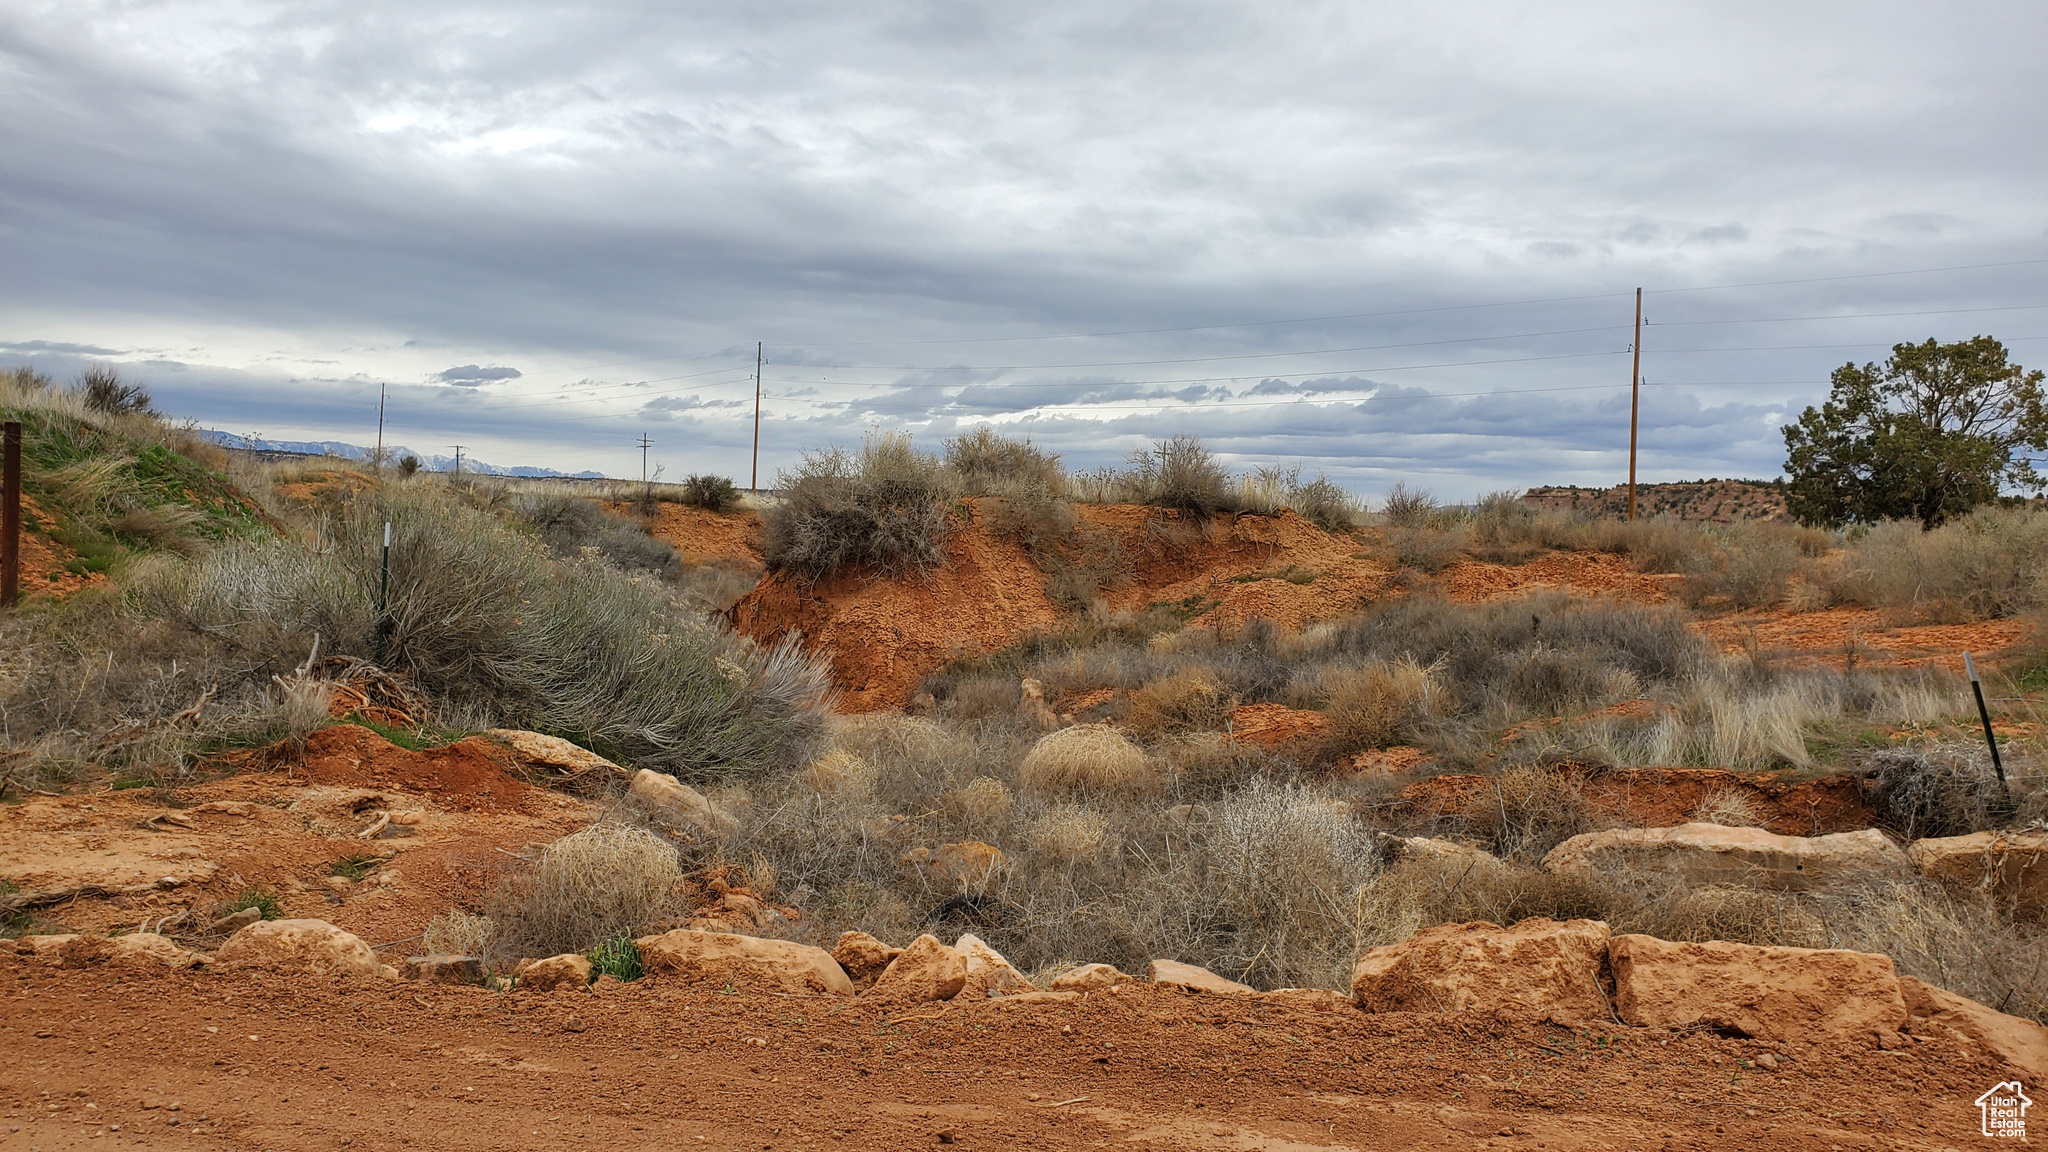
xmin=0 ymin=963 xmax=2013 ymax=1151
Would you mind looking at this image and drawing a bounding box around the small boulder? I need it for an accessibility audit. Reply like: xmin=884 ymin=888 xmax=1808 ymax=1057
xmin=955 ymin=934 xmax=1034 ymax=1000
xmin=1391 ymin=836 xmax=1507 ymax=877
xmin=26 ymin=933 xmax=206 ymax=970
xmin=517 ymin=953 xmax=594 ymax=993
xmin=1899 ymin=977 xmax=2048 ymax=1083
xmin=216 ymin=919 xmax=382 ymax=978
xmin=1543 ymin=823 xmax=1911 ymax=892
xmin=1907 ymin=831 xmax=2048 ymax=919
xmin=866 ymin=934 xmax=967 ymax=1003
xmin=404 ymin=954 xmax=487 ymax=985
xmin=10 ymin=934 xmax=81 ymax=964
xmin=206 ymin=907 xmax=263 ymax=935
xmin=1049 ymin=963 xmax=1133 ymax=993
xmin=831 ymin=931 xmax=902 ymax=992
xmin=635 ymin=929 xmax=853 ymax=996
xmin=1607 ymin=934 xmax=1907 ymax=1043
xmin=628 ymin=770 xmax=736 ymax=839
xmin=103 ymin=933 xmax=207 ymax=970
xmin=1352 ymin=918 xmax=1612 ymax=1021
xmin=901 ymin=841 xmax=1008 ymax=891
xmin=1147 ymin=959 xmax=1254 ymax=995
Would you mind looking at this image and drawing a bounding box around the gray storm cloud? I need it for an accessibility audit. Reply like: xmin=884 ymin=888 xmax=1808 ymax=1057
xmin=0 ymin=0 xmax=2041 ymax=494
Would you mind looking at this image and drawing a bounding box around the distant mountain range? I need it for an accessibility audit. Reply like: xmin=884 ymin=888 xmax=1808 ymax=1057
xmin=201 ymin=431 xmax=606 ymax=480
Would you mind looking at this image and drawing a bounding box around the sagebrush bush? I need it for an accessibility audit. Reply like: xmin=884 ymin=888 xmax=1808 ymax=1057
xmin=1124 ymin=434 xmax=1237 ymax=517
xmin=1828 ymin=506 xmax=2048 ymax=621
xmin=762 ymin=432 xmax=955 ymax=579
xmin=513 ymin=492 xmax=676 ymax=575
xmin=1680 ymin=522 xmax=1805 ymax=610
xmin=77 ymin=364 xmax=154 ymax=417
xmin=1319 ymin=659 xmax=1434 ymax=757
xmin=945 ymin=427 xmax=1065 ymax=496
xmin=1379 ymin=481 xmax=1437 ymax=528
xmin=1122 ymin=666 xmax=1234 ymax=738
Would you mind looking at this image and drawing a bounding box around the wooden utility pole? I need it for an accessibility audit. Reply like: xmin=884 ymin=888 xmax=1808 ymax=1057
xmin=450 ymin=445 xmax=465 ymax=477
xmin=751 ymin=341 xmax=763 ymax=492
xmin=639 ymin=433 xmax=653 ymax=503
xmin=374 ymin=382 xmax=388 ymax=472
xmin=1 ymin=421 xmax=20 ymax=611
xmin=1626 ymin=287 xmax=1643 ymax=521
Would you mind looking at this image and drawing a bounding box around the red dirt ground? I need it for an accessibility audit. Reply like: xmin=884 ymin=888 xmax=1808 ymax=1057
xmin=1393 ymin=765 xmax=1882 ymax=838
xmin=10 ymin=494 xmax=103 ymax=602
xmin=629 ymin=503 xmax=766 ymax=568
xmin=1695 ymin=607 xmax=2033 ymax=673
xmin=1 ymin=961 xmax=2019 ymax=1151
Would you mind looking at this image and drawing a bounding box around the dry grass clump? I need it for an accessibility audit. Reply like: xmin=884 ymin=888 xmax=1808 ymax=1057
xmin=421 ymin=909 xmax=494 ymax=957
xmin=1123 ymin=434 xmax=1239 ymax=518
xmin=945 ymin=776 xmax=1015 ymax=826
xmin=1318 ymin=658 xmax=1435 ymax=756
xmin=1689 ymin=788 xmax=1767 ymax=828
xmin=1027 ymin=804 xmax=1116 ymax=865
xmin=761 ymin=431 xmax=956 ymax=579
xmin=945 ymin=427 xmax=1066 ymax=496
xmin=1820 ymin=881 xmax=2048 ymax=1023
xmin=1160 ymin=733 xmax=1281 ymax=799
xmin=1863 ymin=744 xmax=2046 ymax=838
xmin=486 ymin=824 xmax=682 ymax=961
xmin=1018 ymin=724 xmax=1156 ymax=797
xmin=1236 ymin=465 xmax=1362 ymax=531
xmin=1122 ymin=666 xmax=1234 ymax=738
xmin=1455 ymin=765 xmax=1600 ymax=861
xmin=512 ymin=491 xmax=677 ymax=576
xmin=1679 ymin=522 xmax=1818 ymax=609
xmin=800 ymin=747 xmax=877 ymax=796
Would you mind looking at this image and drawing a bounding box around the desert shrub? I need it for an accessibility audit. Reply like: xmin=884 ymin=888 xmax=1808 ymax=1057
xmin=513 ymin=492 xmax=676 ymax=576
xmin=1318 ymin=659 xmax=1434 ymax=756
xmin=945 ymin=776 xmax=1015 ymax=827
xmin=1680 ymin=522 xmax=1803 ymax=609
xmin=1689 ymin=789 xmax=1767 ymax=827
xmin=4 ymin=366 xmax=53 ymax=392
xmin=585 ymin=936 xmax=644 ymax=981
xmin=1122 ymin=666 xmax=1234 ymax=739
xmin=762 ymin=432 xmax=955 ymax=579
xmin=1018 ymin=724 xmax=1155 ymax=797
xmin=77 ymin=364 xmax=154 ymax=417
xmin=945 ymin=427 xmax=1065 ymax=496
xmin=1161 ymin=733 xmax=1279 ymax=798
xmin=1863 ymin=744 xmax=2043 ymax=838
xmin=1379 ymin=481 xmax=1437 ymax=528
xmin=1459 ymin=765 xmax=1599 ymax=861
xmin=397 ymin=455 xmax=422 ymax=477
xmin=1388 ymin=525 xmax=1467 ymax=573
xmin=1027 ymin=804 xmax=1116 ymax=865
xmin=680 ymin=473 xmax=742 ymax=511
xmin=486 ymin=824 xmax=681 ymax=961
xmin=217 ymin=887 xmax=284 ymax=922
xmin=1829 ymin=507 xmax=2048 ymax=622
xmin=1284 ymin=473 xmax=1362 ymax=532
xmin=1819 ymin=880 xmax=2048 ymax=1024
xmin=1123 ymin=434 xmax=1237 ymax=517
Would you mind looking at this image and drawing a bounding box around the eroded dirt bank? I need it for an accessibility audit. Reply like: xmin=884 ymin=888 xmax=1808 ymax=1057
xmin=1 ymin=963 xmax=2015 ymax=1151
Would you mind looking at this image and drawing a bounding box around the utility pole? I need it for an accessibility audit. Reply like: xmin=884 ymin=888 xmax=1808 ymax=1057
xmin=374 ymin=382 xmax=387 ymax=473
xmin=450 ymin=445 xmax=465 ymax=478
xmin=1626 ymin=287 xmax=1643 ymax=522
xmin=1 ymin=421 xmax=20 ymax=612
xmin=639 ymin=433 xmax=653 ymax=504
xmin=751 ymin=340 xmax=763 ymax=492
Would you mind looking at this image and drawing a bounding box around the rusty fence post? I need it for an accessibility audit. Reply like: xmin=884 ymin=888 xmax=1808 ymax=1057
xmin=2 ymin=421 xmax=21 ymax=610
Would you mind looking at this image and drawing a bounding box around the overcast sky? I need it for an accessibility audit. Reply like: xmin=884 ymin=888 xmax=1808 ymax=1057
xmin=2 ymin=1 xmax=2043 ymax=496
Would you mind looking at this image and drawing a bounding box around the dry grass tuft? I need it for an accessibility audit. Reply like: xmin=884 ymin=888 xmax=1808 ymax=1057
xmin=1689 ymin=789 xmax=1767 ymax=828
xmin=800 ymin=748 xmax=876 ymax=796
xmin=422 ymin=909 xmax=494 ymax=957
xmin=1320 ymin=659 xmax=1434 ymax=757
xmin=1122 ymin=666 xmax=1234 ymax=739
xmin=486 ymin=824 xmax=682 ymax=961
xmin=945 ymin=776 xmax=1016 ymax=825
xmin=1018 ymin=724 xmax=1156 ymax=797
xmin=1027 ymin=804 xmax=1116 ymax=864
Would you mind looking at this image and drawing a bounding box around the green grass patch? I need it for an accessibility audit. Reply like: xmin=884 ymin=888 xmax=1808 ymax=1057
xmin=219 ymin=887 xmax=282 ymax=921
xmin=585 ymin=936 xmax=643 ymax=982
xmin=328 ymin=855 xmax=383 ymax=883
xmin=336 ymin=717 xmax=470 ymax=752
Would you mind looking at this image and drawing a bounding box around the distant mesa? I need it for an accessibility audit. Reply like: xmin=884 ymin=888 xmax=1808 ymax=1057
xmin=1520 ymin=479 xmax=1788 ymax=524
xmin=200 ymin=430 xmax=604 ymax=480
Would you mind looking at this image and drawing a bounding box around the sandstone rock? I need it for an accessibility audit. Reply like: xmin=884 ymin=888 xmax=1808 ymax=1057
xmin=1900 ymin=977 xmax=2048 ymax=1082
xmin=866 ymin=934 xmax=967 ymax=1002
xmin=380 ymin=964 xmax=402 ymax=981
xmin=955 ymin=934 xmax=1034 ymax=999
xmin=1049 ymin=963 xmax=1133 ymax=993
xmin=404 ymin=954 xmax=486 ymax=985
xmin=1907 ymin=832 xmax=2048 ymax=918
xmin=1352 ymin=918 xmax=1612 ymax=1021
xmin=215 ymin=919 xmax=382 ymax=978
xmin=628 ymin=769 xmax=736 ymax=839
xmin=103 ymin=933 xmax=207 ymax=970
xmin=517 ymin=953 xmax=594 ymax=993
xmin=831 ymin=931 xmax=902 ymax=992
xmin=192 ymin=801 xmax=254 ymax=817
xmin=1607 ymin=934 xmax=1907 ymax=1043
xmin=1392 ymin=836 xmax=1507 ymax=877
xmin=901 ymin=841 xmax=1008 ymax=890
xmin=12 ymin=934 xmax=80 ymax=963
xmin=24 ymin=933 xmax=205 ymax=970
xmin=1543 ymin=823 xmax=1911 ymax=892
xmin=206 ymin=907 xmax=263 ymax=935
xmin=1147 ymin=959 xmax=1254 ymax=995
xmin=635 ymin=929 xmax=853 ymax=996
xmin=1261 ymin=988 xmax=1355 ymax=1011
xmin=489 ymin=729 xmax=626 ymax=788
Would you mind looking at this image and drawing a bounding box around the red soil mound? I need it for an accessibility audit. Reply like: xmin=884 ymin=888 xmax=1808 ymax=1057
xmin=735 ymin=504 xmax=1395 ymax=710
xmin=11 ymin=493 xmax=103 ymax=601
xmin=1396 ymin=764 xmax=1880 ymax=837
xmin=241 ymin=723 xmax=532 ymax=812
xmin=1441 ymin=550 xmax=1675 ymax=604
xmin=630 ymin=502 xmax=765 ymax=568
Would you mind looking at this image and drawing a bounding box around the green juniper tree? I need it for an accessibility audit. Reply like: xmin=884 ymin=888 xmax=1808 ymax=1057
xmin=1782 ymin=336 xmax=2046 ymax=528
